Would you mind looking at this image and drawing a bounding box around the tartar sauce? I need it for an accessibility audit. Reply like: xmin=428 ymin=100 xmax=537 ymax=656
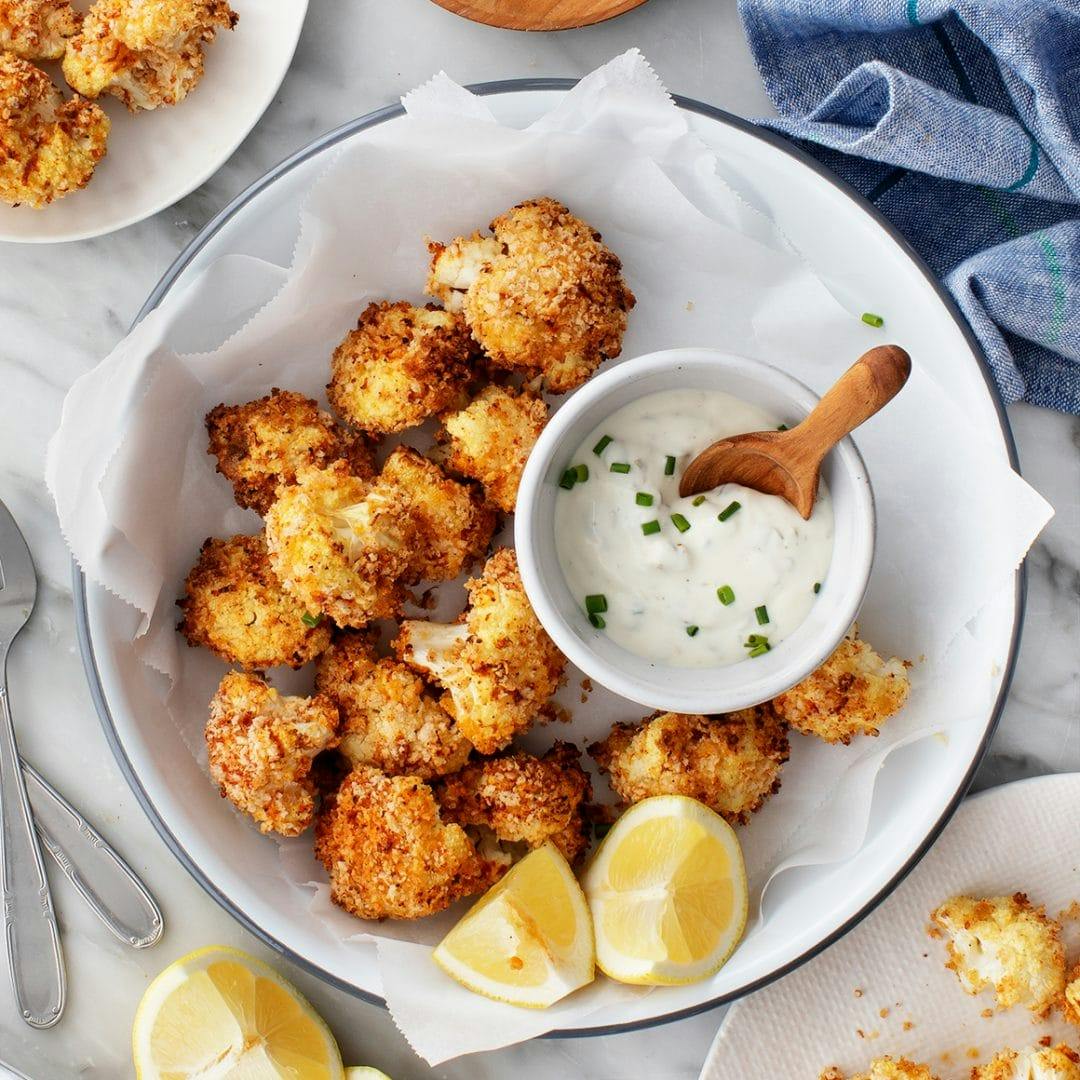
xmin=554 ymin=388 xmax=834 ymax=668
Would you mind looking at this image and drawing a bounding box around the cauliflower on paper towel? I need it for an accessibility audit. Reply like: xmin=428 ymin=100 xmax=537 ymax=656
xmin=820 ymin=1057 xmax=939 ymax=1080
xmin=972 ymin=1044 xmax=1080 ymax=1080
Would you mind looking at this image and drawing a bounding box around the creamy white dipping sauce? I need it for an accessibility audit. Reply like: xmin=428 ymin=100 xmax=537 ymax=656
xmin=554 ymin=388 xmax=835 ymax=668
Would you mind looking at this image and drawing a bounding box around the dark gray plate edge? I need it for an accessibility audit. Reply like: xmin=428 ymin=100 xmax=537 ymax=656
xmin=71 ymin=78 xmax=1026 ymax=1039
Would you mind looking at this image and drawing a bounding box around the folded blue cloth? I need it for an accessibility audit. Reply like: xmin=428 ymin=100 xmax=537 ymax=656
xmin=739 ymin=0 xmax=1080 ymax=413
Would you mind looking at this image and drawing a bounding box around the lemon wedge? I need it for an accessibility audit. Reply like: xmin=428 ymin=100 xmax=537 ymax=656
xmin=433 ymin=842 xmax=595 ymax=1008
xmin=132 ymin=945 xmax=344 ymax=1079
xmin=583 ymin=796 xmax=748 ymax=985
xmin=345 ymin=1070 xmax=393 ymax=1079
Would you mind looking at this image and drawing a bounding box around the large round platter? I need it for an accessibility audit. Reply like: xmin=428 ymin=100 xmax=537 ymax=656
xmin=74 ymin=81 xmax=1023 ymax=1036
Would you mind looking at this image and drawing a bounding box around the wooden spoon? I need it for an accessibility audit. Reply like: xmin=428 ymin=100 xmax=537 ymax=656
xmin=679 ymin=345 xmax=912 ymax=519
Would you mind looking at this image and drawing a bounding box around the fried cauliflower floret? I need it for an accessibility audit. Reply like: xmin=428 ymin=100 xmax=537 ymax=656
xmin=395 ymin=548 xmax=565 ymax=755
xmin=206 ymin=671 xmax=339 ymax=837
xmin=314 ymin=764 xmax=501 ymax=920
xmin=819 ymin=1058 xmax=939 ymax=1080
xmin=0 ymin=53 xmax=108 ymax=208
xmin=438 ymin=385 xmax=548 ymax=513
xmin=314 ymin=630 xmax=471 ymax=780
xmin=327 ymin=301 xmax=479 ymax=435
xmin=771 ymin=627 xmax=910 ymax=745
xmin=206 ymin=389 xmax=375 ymax=515
xmin=0 ymin=0 xmax=80 ymax=59
xmin=177 ymin=533 xmax=332 ymax=669
xmin=436 ymin=743 xmax=592 ymax=865
xmin=1063 ymin=963 xmax=1080 ymax=1026
xmin=62 ymin=0 xmax=236 ymax=112
xmin=972 ymin=1044 xmax=1080 ymax=1080
xmin=426 ymin=197 xmax=635 ymax=393
xmin=589 ymin=709 xmax=790 ymax=826
xmin=378 ymin=446 xmax=495 ymax=582
xmin=264 ymin=461 xmax=410 ymax=628
xmin=930 ymin=893 xmax=1065 ymax=1017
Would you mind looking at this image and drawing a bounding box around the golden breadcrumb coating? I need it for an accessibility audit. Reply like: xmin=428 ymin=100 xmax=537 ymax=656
xmin=395 ymin=548 xmax=566 ymax=755
xmin=264 ymin=461 xmax=410 ymax=628
xmin=314 ymin=764 xmax=501 ymax=920
xmin=1063 ymin=962 xmax=1080 ymax=1026
xmin=972 ymin=1044 xmax=1080 ymax=1080
xmin=314 ymin=630 xmax=470 ymax=780
xmin=378 ymin=446 xmax=495 ymax=583
xmin=439 ymin=384 xmax=548 ymax=513
xmin=0 ymin=0 xmax=80 ymax=59
xmin=206 ymin=671 xmax=339 ymax=837
xmin=930 ymin=893 xmax=1065 ymax=1017
xmin=819 ymin=1058 xmax=939 ymax=1080
xmin=436 ymin=743 xmax=592 ymax=865
xmin=771 ymin=628 xmax=910 ymax=745
xmin=177 ymin=533 xmax=332 ymax=669
xmin=206 ymin=389 xmax=375 ymax=516
xmin=63 ymin=0 xmax=236 ymax=112
xmin=0 ymin=52 xmax=108 ymax=208
xmin=426 ymin=197 xmax=635 ymax=393
xmin=589 ymin=709 xmax=789 ymax=825
xmin=327 ymin=301 xmax=478 ymax=435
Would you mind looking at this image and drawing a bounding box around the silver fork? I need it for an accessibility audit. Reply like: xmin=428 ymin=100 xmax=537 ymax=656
xmin=0 ymin=498 xmax=65 ymax=1028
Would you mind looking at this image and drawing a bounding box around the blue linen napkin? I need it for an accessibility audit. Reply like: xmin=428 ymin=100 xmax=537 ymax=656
xmin=738 ymin=0 xmax=1080 ymax=413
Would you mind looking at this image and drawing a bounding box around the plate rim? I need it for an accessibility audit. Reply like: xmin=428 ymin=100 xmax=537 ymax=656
xmin=71 ymin=77 xmax=1027 ymax=1038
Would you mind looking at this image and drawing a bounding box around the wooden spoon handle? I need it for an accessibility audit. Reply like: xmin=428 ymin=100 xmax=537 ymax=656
xmin=790 ymin=345 xmax=911 ymax=461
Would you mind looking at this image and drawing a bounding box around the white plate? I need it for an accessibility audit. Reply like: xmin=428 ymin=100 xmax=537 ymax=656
xmin=702 ymin=773 xmax=1080 ymax=1078
xmin=0 ymin=0 xmax=308 ymax=244
xmin=74 ymin=83 xmax=1023 ymax=1035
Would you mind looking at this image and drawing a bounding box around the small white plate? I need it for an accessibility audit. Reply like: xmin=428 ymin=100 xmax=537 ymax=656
xmin=0 ymin=0 xmax=308 ymax=244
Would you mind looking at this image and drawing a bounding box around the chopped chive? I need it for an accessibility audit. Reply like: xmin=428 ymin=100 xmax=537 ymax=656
xmin=813 ymin=581 xmax=821 ymax=594
xmin=664 ymin=455 xmax=676 ymax=476
xmin=748 ymin=643 xmax=771 ymax=658
xmin=717 ymin=585 xmax=735 ymax=606
xmin=585 ymin=594 xmax=608 ymax=615
xmin=671 ymin=513 xmax=691 ymax=533
xmin=588 ymin=612 xmax=606 ymax=629
xmin=861 ymin=311 xmax=884 ymax=327
xmin=641 ymin=520 xmax=661 ymax=536
xmin=635 ymin=492 xmax=654 ymax=507
xmin=755 ymin=605 xmax=770 ymax=625
xmin=686 ymin=625 xmax=699 ymax=638
xmin=610 ymin=461 xmax=631 ymax=474
xmin=593 ymin=434 xmax=613 ymax=456
xmin=745 ymin=634 xmax=768 ymax=646
xmin=301 ymin=612 xmax=324 ymax=628
xmin=717 ymin=500 xmax=741 ymax=522
xmin=776 ymin=423 xmax=788 ymax=432
xmin=572 ymin=463 xmax=589 ymax=483
xmin=692 ymin=495 xmax=706 ymax=507
xmin=559 ymin=469 xmax=577 ymax=490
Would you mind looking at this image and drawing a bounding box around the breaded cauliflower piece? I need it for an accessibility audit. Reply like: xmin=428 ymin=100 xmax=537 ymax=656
xmin=314 ymin=764 xmax=501 ymax=920
xmin=327 ymin=301 xmax=478 ymax=435
xmin=395 ymin=548 xmax=566 ymax=755
xmin=0 ymin=0 xmax=80 ymax=59
xmin=378 ymin=446 xmax=495 ymax=582
xmin=1063 ymin=963 xmax=1080 ymax=1026
xmin=438 ymin=385 xmax=548 ymax=513
xmin=206 ymin=671 xmax=339 ymax=837
xmin=177 ymin=533 xmax=332 ymax=669
xmin=930 ymin=893 xmax=1065 ymax=1017
xmin=314 ymin=630 xmax=470 ymax=780
xmin=589 ymin=709 xmax=790 ymax=826
xmin=0 ymin=53 xmax=108 ymax=208
xmin=436 ymin=742 xmax=592 ymax=865
xmin=972 ymin=1044 xmax=1080 ymax=1080
xmin=62 ymin=0 xmax=236 ymax=112
xmin=426 ymin=197 xmax=635 ymax=393
xmin=819 ymin=1058 xmax=939 ymax=1080
xmin=770 ymin=627 xmax=910 ymax=745
xmin=206 ymin=389 xmax=375 ymax=515
xmin=264 ymin=461 xmax=411 ymax=628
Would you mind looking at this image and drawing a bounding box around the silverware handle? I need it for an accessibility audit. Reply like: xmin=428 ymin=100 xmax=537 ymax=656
xmin=22 ymin=761 xmax=163 ymax=949
xmin=0 ymin=672 xmax=65 ymax=1028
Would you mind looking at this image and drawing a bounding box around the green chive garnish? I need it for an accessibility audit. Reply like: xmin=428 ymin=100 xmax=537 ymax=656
xmin=692 ymin=495 xmax=706 ymax=507
xmin=755 ymin=605 xmax=770 ymax=625
xmin=301 ymin=612 xmax=323 ymax=628
xmin=746 ymin=634 xmax=768 ymax=646
xmin=585 ymin=594 xmax=607 ymax=615
xmin=686 ymin=625 xmax=699 ymax=637
xmin=610 ymin=462 xmax=631 ymax=474
xmin=572 ymin=463 xmax=588 ymax=483
xmin=671 ymin=513 xmax=691 ymax=533
xmin=717 ymin=585 xmax=735 ymax=606
xmin=861 ymin=311 xmax=884 ymax=327
xmin=641 ymin=520 xmax=661 ymax=536
xmin=777 ymin=423 xmax=788 ymax=432
xmin=664 ymin=455 xmax=676 ymax=476
xmin=635 ymin=492 xmax=654 ymax=507
xmin=588 ymin=612 xmax=606 ymax=629
xmin=559 ymin=469 xmax=576 ymax=490
xmin=718 ymin=501 xmax=741 ymax=522
xmin=813 ymin=581 xmax=821 ymax=594
xmin=593 ymin=435 xmax=613 ymax=456
xmin=748 ymin=643 xmax=770 ymax=657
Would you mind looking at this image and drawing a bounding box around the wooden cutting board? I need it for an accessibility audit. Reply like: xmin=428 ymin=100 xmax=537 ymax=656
xmin=430 ymin=0 xmax=649 ymax=31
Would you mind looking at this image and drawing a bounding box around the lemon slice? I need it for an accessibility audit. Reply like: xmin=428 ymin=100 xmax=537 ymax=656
xmin=132 ymin=945 xmax=344 ymax=1079
xmin=583 ymin=796 xmax=748 ymax=985
xmin=433 ymin=842 xmax=595 ymax=1008
xmin=345 ymin=1070 xmax=393 ymax=1079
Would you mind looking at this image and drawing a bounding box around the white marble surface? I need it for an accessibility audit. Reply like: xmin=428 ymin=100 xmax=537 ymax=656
xmin=0 ymin=1 xmax=1076 ymax=1077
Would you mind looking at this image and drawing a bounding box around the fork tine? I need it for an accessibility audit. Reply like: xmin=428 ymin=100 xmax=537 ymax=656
xmin=0 ymin=497 xmax=37 ymax=614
